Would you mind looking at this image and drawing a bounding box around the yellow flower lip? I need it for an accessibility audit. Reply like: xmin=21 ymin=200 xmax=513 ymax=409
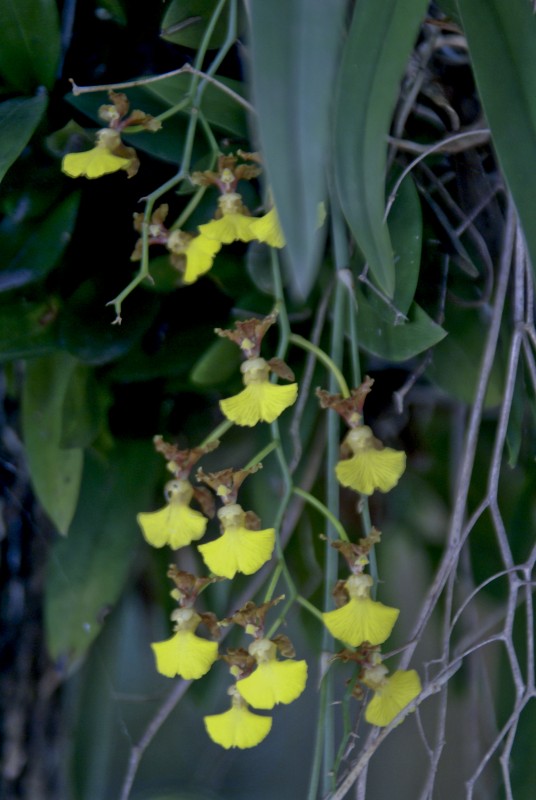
xmin=336 ymin=427 xmax=406 ymax=495
xmin=137 ymin=481 xmax=208 ymax=550
xmin=236 ymin=653 xmax=308 ymax=709
xmin=204 ymin=700 xmax=272 ymax=749
xmin=151 ymin=627 xmax=218 ymax=680
xmin=364 ymin=669 xmax=422 ymax=727
xmin=62 ymin=146 xmax=131 ymax=179
xmin=220 ymin=380 xmax=298 ymax=427
xmin=198 ymin=523 xmax=275 ymax=579
xmin=322 ymin=591 xmax=400 ymax=647
xmin=248 ymin=207 xmax=285 ymax=248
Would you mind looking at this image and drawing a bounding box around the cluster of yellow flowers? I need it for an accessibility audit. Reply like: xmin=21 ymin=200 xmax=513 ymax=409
xmin=136 ymin=329 xmax=421 ymax=744
xmin=130 ymin=153 xmax=285 ymax=284
xmin=62 ymin=114 xmax=284 ymax=287
xmin=317 ymin=379 xmax=421 ymax=726
xmin=136 ymin=314 xmax=303 ymax=749
xmin=63 ymin=97 xmax=422 ymax=740
xmin=138 ymin=460 xmax=306 ymax=748
xmin=61 ymin=91 xmax=160 ymax=179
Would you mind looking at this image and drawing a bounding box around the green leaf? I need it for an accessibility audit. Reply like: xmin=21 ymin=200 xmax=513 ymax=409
xmin=426 ymin=304 xmax=504 ymax=407
xmin=456 ymin=0 xmax=536 ymax=286
xmin=436 ymin=0 xmax=462 ymax=23
xmin=161 ymin=0 xmax=244 ymax=49
xmin=333 ymin=0 xmax=428 ymax=298
xmin=388 ymin=173 xmax=423 ymax=314
xmin=108 ymin=322 xmax=215 ymax=383
xmin=247 ymin=0 xmax=348 ymax=300
xmin=0 ymin=0 xmax=60 ymax=92
xmin=190 ymin=336 xmax=241 ymax=387
xmin=44 ymin=440 xmax=161 ymax=663
xmin=0 ymin=291 xmax=58 ymax=361
xmin=0 ymin=194 xmax=80 ymax=291
xmin=22 ymin=352 xmax=84 ymax=534
xmin=58 ymin=280 xmax=159 ymax=365
xmin=356 ymin=290 xmax=446 ymax=361
xmin=67 ymin=89 xmax=190 ymax=165
xmin=60 ymin=365 xmax=110 ymax=449
xmin=145 ymin=73 xmax=248 ymax=138
xmin=0 ymin=94 xmax=48 ymax=183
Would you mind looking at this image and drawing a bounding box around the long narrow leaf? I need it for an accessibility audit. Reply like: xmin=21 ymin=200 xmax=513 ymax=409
xmin=45 ymin=441 xmax=160 ymax=662
xmin=457 ymin=0 xmax=536 ymax=281
xmin=22 ymin=352 xmax=84 ymax=534
xmin=0 ymin=94 xmax=48 ymax=183
xmin=247 ymin=0 xmax=347 ymax=300
xmin=333 ymin=0 xmax=428 ymax=298
xmin=0 ymin=0 xmax=60 ymax=92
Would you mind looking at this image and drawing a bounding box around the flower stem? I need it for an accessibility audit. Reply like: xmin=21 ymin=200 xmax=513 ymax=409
xmin=246 ymin=439 xmax=278 ymax=470
xmin=293 ymin=487 xmax=349 ymax=542
xmin=289 ymin=333 xmax=350 ymax=398
xmin=200 ymin=418 xmax=233 ymax=447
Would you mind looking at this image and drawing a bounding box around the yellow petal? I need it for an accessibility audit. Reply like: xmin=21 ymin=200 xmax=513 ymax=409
xmin=199 ymin=213 xmax=256 ymax=244
xmin=151 ymin=630 xmax=218 ymax=679
xmin=62 ymin=147 xmax=130 ymax=179
xmin=322 ymin=596 xmax=399 ymax=647
xmin=137 ymin=503 xmax=207 ymax=549
xmin=335 ymin=448 xmax=406 ymax=495
xmin=182 ymin=235 xmax=222 ymax=284
xmin=198 ymin=526 xmax=275 ymax=579
xmin=365 ymin=670 xmax=422 ymax=727
xmin=248 ymin=208 xmax=285 ymax=248
xmin=237 ymin=659 xmax=308 ymax=709
xmin=220 ymin=382 xmax=298 ymax=427
xmin=204 ymin=705 xmax=272 ymax=749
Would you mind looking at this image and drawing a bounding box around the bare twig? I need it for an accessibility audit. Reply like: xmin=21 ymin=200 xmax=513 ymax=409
xmin=385 ymin=128 xmax=491 ymax=219
xmin=325 ymin=660 xmax=464 ymax=800
xmin=70 ymin=64 xmax=255 ymax=113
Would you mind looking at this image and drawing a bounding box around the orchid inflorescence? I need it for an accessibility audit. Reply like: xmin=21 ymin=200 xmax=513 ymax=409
xmin=135 ymin=313 xmax=420 ymax=749
xmin=61 ymin=92 xmax=420 ymax=749
xmin=62 ymin=108 xmax=283 ymax=289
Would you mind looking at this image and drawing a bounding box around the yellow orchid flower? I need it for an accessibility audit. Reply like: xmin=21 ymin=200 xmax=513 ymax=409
xmin=198 ymin=503 xmax=275 ymax=579
xmin=335 ymin=426 xmax=406 ymax=495
xmin=204 ymin=688 xmax=272 ymax=749
xmin=236 ymin=638 xmax=307 ymax=710
xmin=363 ymin=664 xmax=422 ymax=727
xmin=166 ymin=230 xmax=222 ymax=284
xmin=137 ymin=479 xmax=207 ymax=549
xmin=247 ymin=207 xmax=285 ymax=247
xmin=220 ymin=357 xmax=298 ymax=427
xmin=62 ymin=129 xmax=131 ymax=179
xmin=151 ymin=608 xmax=218 ymax=680
xmin=322 ymin=573 xmax=399 ymax=647
xmin=199 ymin=193 xmax=285 ymax=248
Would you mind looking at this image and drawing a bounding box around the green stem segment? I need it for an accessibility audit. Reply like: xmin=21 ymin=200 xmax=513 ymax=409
xmin=293 ymin=487 xmax=349 ymax=542
xmin=290 ymin=333 xmax=350 ymax=398
xmin=107 ymin=0 xmax=236 ymax=322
